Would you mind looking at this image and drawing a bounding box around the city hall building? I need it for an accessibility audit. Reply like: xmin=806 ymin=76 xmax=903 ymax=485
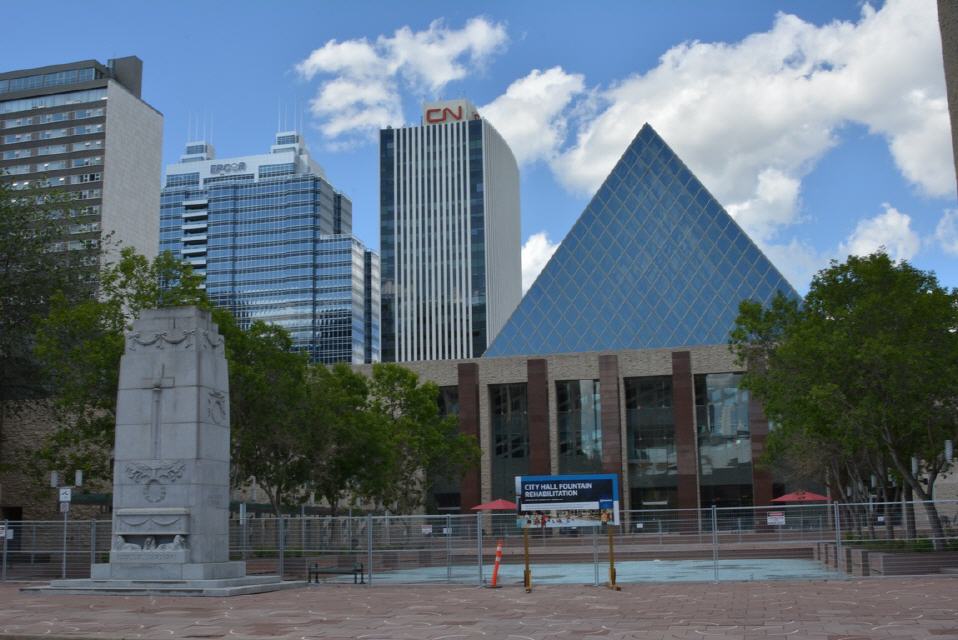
xmin=364 ymin=124 xmax=800 ymax=513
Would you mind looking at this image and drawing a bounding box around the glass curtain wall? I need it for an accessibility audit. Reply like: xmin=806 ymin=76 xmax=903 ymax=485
xmin=625 ymin=376 xmax=677 ymax=509
xmin=429 ymin=386 xmax=461 ymax=513
xmin=490 ymin=383 xmax=528 ymax=500
xmin=695 ymin=373 xmax=753 ymax=507
xmin=556 ymin=380 xmax=602 ymax=473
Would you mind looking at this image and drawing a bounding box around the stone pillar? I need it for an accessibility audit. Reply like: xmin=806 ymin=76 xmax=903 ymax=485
xmin=96 ymin=307 xmax=243 ymax=581
xmin=527 ymin=359 xmax=550 ymax=475
xmin=672 ymin=351 xmax=699 ymax=510
xmin=750 ymin=397 xmax=773 ymax=506
xmin=457 ymin=362 xmax=481 ymax=512
xmin=598 ymin=355 xmax=623 ymax=476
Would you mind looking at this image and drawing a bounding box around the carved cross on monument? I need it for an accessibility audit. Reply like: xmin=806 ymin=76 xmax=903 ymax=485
xmin=142 ymin=363 xmax=174 ymax=460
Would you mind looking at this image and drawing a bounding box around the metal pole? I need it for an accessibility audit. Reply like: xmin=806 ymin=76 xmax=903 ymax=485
xmin=711 ymin=505 xmax=718 ymax=582
xmin=592 ymin=524 xmax=598 ymax=586
xmin=658 ymin=519 xmax=662 ymax=545
xmin=90 ymin=520 xmax=96 ymax=568
xmin=366 ymin=514 xmax=373 ymax=586
xmin=62 ymin=508 xmax=68 ymax=579
xmin=476 ymin=511 xmax=483 ymax=586
xmin=446 ymin=514 xmax=452 ymax=582
xmin=833 ymin=502 xmax=842 ymax=549
xmin=523 ymin=526 xmax=531 ymax=592
xmin=278 ymin=516 xmax=285 ymax=579
xmin=2 ymin=519 xmax=8 ymax=582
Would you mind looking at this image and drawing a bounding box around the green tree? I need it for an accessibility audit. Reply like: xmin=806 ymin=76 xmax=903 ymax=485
xmin=731 ymin=252 xmax=958 ymax=547
xmin=0 ymin=181 xmax=95 ymax=417
xmin=302 ymin=363 xmax=385 ymax=517
xmin=28 ymin=248 xmax=206 ymax=483
xmin=365 ymin=363 xmax=480 ymax=513
xmin=223 ymin=312 xmax=311 ymax=516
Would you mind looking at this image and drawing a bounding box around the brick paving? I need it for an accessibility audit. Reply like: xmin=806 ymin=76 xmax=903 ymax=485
xmin=0 ymin=577 xmax=956 ymax=639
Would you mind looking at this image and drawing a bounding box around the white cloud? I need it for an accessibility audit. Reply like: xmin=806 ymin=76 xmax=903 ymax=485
xmin=521 ymin=232 xmax=559 ymax=292
xmin=935 ymin=209 xmax=958 ymax=255
xmin=480 ymin=67 xmax=585 ymax=165
xmin=548 ymin=0 xmax=950 ymax=245
xmin=296 ymin=18 xmax=507 ymax=143
xmin=839 ymin=204 xmax=921 ymax=261
xmin=761 ymin=238 xmax=829 ymax=293
xmin=726 ymin=168 xmax=802 ymax=242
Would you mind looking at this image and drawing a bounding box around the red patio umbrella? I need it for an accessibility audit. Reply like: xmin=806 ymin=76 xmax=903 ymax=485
xmin=771 ymin=490 xmax=830 ymax=503
xmin=471 ymin=498 xmax=517 ymax=511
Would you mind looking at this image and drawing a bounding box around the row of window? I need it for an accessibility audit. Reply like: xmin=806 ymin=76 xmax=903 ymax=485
xmin=0 ymin=88 xmax=106 ymax=115
xmin=2 ymin=139 xmax=103 ymax=159
xmin=2 ymin=107 xmax=104 ymax=130
xmin=2 ymin=123 xmax=103 ymax=143
xmin=0 ymin=67 xmax=97 ymax=95
xmin=2 ymin=156 xmax=102 ymax=174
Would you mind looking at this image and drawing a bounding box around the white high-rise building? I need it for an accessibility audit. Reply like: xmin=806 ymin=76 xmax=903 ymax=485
xmin=379 ymin=99 xmax=521 ymax=362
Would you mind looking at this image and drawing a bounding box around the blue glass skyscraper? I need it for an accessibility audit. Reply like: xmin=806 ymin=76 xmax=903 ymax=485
xmin=159 ymin=133 xmax=379 ymax=364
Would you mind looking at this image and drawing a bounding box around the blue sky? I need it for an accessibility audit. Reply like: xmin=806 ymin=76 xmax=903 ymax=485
xmin=5 ymin=0 xmax=956 ymax=292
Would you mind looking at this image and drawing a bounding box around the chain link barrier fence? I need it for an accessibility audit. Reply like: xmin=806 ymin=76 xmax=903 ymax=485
xmin=2 ymin=500 xmax=956 ymax=584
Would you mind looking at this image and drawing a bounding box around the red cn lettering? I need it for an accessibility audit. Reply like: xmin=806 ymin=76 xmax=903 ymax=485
xmin=425 ymin=106 xmax=463 ymax=123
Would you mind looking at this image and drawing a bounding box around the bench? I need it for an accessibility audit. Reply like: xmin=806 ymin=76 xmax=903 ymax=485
xmin=307 ymin=561 xmax=365 ymax=584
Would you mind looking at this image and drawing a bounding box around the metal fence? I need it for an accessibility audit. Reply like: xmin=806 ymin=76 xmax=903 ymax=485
xmin=2 ymin=500 xmax=956 ymax=585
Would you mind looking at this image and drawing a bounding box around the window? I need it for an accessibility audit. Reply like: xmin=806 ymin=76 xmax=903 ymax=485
xmin=489 ymin=383 xmax=529 ymax=501
xmin=72 ymin=172 xmax=101 ymax=184
xmin=40 ymin=112 xmax=70 ymax=124
xmin=694 ymin=373 xmax=752 ymax=507
xmin=38 ymin=128 xmax=69 ymax=140
xmin=72 ymin=140 xmax=103 ymax=151
xmin=556 ymin=379 xmax=603 ymax=473
xmin=3 ymin=132 xmax=31 ymax=143
xmin=625 ymin=376 xmax=677 ymax=509
xmin=73 ymin=123 xmax=103 ymax=135
xmin=3 ymin=149 xmax=30 ymax=159
xmin=72 ymin=156 xmax=102 ymax=167
xmin=36 ymin=144 xmax=68 ymax=156
xmin=2 ymin=164 xmax=30 ymax=175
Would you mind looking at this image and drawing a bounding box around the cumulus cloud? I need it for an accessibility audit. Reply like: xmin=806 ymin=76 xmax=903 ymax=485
xmin=839 ymin=204 xmax=921 ymax=261
xmin=480 ymin=67 xmax=586 ymax=165
xmin=521 ymin=232 xmax=559 ymax=292
xmin=549 ymin=0 xmax=950 ymax=246
xmin=761 ymin=238 xmax=829 ymax=293
xmin=296 ymin=18 xmax=507 ymax=143
xmin=935 ymin=209 xmax=958 ymax=255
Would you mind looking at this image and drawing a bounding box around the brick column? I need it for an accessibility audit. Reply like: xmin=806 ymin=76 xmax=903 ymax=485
xmin=749 ymin=397 xmax=773 ymax=506
xmin=598 ymin=355 xmax=623 ymax=476
xmin=457 ymin=363 xmax=481 ymax=512
xmin=527 ymin=359 xmax=550 ymax=475
xmin=671 ymin=351 xmax=699 ymax=510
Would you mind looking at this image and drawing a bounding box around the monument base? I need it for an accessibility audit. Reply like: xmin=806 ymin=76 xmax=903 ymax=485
xmin=23 ymin=573 xmax=302 ymax=597
xmin=93 ymin=559 xmax=246 ymax=580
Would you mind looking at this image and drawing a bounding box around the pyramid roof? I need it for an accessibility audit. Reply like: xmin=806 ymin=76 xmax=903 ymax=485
xmin=484 ymin=124 xmax=798 ymax=358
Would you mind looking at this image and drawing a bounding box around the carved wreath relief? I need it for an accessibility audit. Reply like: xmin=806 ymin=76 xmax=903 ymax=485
xmin=125 ymin=461 xmax=186 ymax=503
xmin=126 ymin=329 xmax=224 ymax=352
xmin=112 ymin=534 xmax=187 ymax=552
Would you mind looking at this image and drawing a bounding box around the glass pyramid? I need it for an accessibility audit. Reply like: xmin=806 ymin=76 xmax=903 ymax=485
xmin=484 ymin=123 xmax=799 ymax=357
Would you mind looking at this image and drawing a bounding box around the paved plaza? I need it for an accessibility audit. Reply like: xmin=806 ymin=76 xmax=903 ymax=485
xmin=1 ymin=577 xmax=957 ymax=639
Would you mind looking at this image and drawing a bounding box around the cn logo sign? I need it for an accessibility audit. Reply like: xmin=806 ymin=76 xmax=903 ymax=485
xmin=426 ymin=106 xmax=463 ymax=124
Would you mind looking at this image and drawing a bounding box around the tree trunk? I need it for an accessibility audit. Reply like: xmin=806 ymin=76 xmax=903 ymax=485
xmin=904 ymin=484 xmax=917 ymax=540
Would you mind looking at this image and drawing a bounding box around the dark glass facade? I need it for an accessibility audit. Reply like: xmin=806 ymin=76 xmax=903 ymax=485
xmin=489 ymin=383 xmax=528 ymax=500
xmin=484 ymin=123 xmax=799 ymax=357
xmin=625 ymin=376 xmax=677 ymax=509
xmin=556 ymin=379 xmax=603 ymax=473
xmin=695 ymin=373 xmax=752 ymax=507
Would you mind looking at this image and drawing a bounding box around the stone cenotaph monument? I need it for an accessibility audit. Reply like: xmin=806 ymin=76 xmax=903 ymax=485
xmin=40 ymin=307 xmax=290 ymax=595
